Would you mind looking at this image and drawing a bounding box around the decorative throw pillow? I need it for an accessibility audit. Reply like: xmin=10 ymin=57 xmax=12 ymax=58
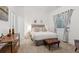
xmin=42 ymin=27 xmax=47 ymax=32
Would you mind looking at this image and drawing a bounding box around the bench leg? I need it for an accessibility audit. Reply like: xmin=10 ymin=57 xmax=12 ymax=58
xmin=48 ymin=45 xmax=51 ymax=50
xmin=58 ymin=43 xmax=60 ymax=48
xmin=75 ymin=48 xmax=77 ymax=52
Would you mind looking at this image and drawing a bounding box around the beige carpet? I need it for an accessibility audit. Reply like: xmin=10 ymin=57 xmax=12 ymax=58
xmin=18 ymin=37 xmax=76 ymax=53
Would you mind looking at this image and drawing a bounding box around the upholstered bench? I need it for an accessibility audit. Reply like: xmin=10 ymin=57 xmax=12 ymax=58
xmin=44 ymin=39 xmax=60 ymax=50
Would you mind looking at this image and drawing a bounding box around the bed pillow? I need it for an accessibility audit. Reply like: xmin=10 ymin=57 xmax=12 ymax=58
xmin=31 ymin=24 xmax=47 ymax=32
xmin=42 ymin=27 xmax=47 ymax=32
xmin=32 ymin=27 xmax=42 ymax=32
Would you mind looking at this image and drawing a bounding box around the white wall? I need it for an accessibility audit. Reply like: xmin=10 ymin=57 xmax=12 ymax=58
xmin=50 ymin=6 xmax=79 ymax=45
xmin=0 ymin=20 xmax=9 ymax=36
xmin=0 ymin=6 xmax=16 ymax=36
xmin=17 ymin=16 xmax=24 ymax=39
xmin=0 ymin=6 xmax=24 ymax=40
xmin=69 ymin=7 xmax=79 ymax=45
xmin=24 ymin=12 xmax=50 ymax=35
xmin=8 ymin=6 xmax=24 ymax=40
xmin=0 ymin=7 xmax=10 ymax=36
xmin=47 ymin=14 xmax=55 ymax=32
xmin=24 ymin=7 xmax=60 ymax=35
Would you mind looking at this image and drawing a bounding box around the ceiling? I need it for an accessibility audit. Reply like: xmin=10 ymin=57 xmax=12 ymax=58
xmin=14 ymin=6 xmax=60 ymax=18
xmin=24 ymin=6 xmax=60 ymax=15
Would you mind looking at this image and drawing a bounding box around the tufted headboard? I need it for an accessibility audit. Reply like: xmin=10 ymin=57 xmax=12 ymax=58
xmin=31 ymin=24 xmax=47 ymax=32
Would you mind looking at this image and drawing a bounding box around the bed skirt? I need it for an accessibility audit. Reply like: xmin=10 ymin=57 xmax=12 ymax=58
xmin=32 ymin=38 xmax=58 ymax=46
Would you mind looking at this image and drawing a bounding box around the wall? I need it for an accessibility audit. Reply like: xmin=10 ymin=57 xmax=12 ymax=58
xmin=0 ymin=7 xmax=10 ymax=36
xmin=8 ymin=6 xmax=24 ymax=40
xmin=0 ymin=20 xmax=9 ymax=36
xmin=17 ymin=16 xmax=24 ymax=39
xmin=24 ymin=13 xmax=50 ymax=35
xmin=50 ymin=6 xmax=79 ymax=45
xmin=69 ymin=7 xmax=79 ymax=45
xmin=0 ymin=6 xmax=16 ymax=36
xmin=47 ymin=14 xmax=55 ymax=32
xmin=24 ymin=7 xmax=60 ymax=35
xmin=0 ymin=6 xmax=24 ymax=40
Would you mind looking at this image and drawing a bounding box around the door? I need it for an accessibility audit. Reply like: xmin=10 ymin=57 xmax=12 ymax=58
xmin=54 ymin=9 xmax=73 ymax=43
xmin=54 ymin=14 xmax=65 ymax=41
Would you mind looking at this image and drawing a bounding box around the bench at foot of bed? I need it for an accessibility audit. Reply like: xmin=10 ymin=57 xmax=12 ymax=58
xmin=44 ymin=39 xmax=60 ymax=50
xmin=34 ymin=40 xmax=45 ymax=46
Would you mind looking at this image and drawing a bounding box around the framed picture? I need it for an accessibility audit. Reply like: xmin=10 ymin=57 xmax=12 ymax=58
xmin=0 ymin=6 xmax=8 ymax=21
xmin=34 ymin=20 xmax=37 ymax=23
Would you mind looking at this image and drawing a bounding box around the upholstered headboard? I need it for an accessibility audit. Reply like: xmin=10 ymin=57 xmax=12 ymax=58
xmin=31 ymin=24 xmax=47 ymax=32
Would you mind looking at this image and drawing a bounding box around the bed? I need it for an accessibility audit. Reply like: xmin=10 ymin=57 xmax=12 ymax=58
xmin=31 ymin=32 xmax=57 ymax=41
xmin=30 ymin=24 xmax=58 ymax=46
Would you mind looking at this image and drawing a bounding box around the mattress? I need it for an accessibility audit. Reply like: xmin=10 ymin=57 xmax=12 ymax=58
xmin=31 ymin=32 xmax=58 ymax=41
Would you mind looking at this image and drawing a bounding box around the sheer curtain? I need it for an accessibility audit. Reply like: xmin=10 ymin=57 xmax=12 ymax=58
xmin=64 ymin=9 xmax=74 ymax=42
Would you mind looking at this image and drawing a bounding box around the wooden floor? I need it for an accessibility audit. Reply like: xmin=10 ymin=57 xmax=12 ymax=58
xmin=18 ymin=38 xmax=76 ymax=53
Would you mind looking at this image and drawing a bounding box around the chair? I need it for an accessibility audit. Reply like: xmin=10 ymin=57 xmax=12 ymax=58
xmin=0 ymin=43 xmax=8 ymax=53
xmin=74 ymin=40 xmax=79 ymax=52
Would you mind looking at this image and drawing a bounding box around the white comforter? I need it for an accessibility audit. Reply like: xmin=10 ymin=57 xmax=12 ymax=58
xmin=31 ymin=32 xmax=58 ymax=40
